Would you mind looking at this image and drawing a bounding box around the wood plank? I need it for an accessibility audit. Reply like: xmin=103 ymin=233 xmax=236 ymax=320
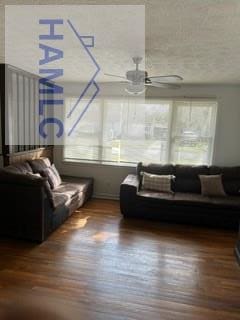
xmin=0 ymin=199 xmax=239 ymax=320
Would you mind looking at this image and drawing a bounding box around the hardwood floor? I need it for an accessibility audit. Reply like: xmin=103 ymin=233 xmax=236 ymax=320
xmin=0 ymin=199 xmax=239 ymax=320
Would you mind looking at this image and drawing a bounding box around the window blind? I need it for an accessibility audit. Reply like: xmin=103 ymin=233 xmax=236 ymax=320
xmin=64 ymin=97 xmax=217 ymax=166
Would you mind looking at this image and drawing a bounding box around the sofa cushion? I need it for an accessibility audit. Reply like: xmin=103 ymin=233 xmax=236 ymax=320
xmin=137 ymin=190 xmax=240 ymax=209
xmin=209 ymin=166 xmax=240 ymax=195
xmin=52 ymin=192 xmax=69 ymax=209
xmin=26 ymin=172 xmax=54 ymax=204
xmin=141 ymin=172 xmax=174 ymax=193
xmin=53 ymin=183 xmax=78 ymax=199
xmin=51 ymin=178 xmax=93 ymax=210
xmin=199 ymin=174 xmax=226 ymax=197
xmin=137 ymin=162 xmax=175 ymax=177
xmin=4 ymin=162 xmax=33 ymax=174
xmin=40 ymin=166 xmax=61 ymax=189
xmin=51 ymin=164 xmax=62 ymax=185
xmin=54 ymin=178 xmax=93 ymax=195
xmin=175 ymin=165 xmax=209 ymax=193
xmin=137 ymin=163 xmax=175 ymax=190
xmin=28 ymin=157 xmax=51 ymax=173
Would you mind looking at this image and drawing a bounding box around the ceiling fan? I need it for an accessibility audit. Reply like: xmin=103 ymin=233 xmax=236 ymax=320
xmin=104 ymin=57 xmax=183 ymax=94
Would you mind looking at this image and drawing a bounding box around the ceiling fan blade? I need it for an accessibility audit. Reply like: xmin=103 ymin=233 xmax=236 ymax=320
xmin=104 ymin=81 xmax=129 ymax=84
xmin=104 ymin=73 xmax=127 ymax=80
xmin=148 ymin=75 xmax=183 ymax=82
xmin=145 ymin=82 xmax=181 ymax=89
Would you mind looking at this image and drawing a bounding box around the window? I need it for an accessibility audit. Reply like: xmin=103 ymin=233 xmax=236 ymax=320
xmin=171 ymin=100 xmax=217 ymax=165
xmin=64 ymin=98 xmax=217 ymax=166
xmin=64 ymin=98 xmax=103 ymax=161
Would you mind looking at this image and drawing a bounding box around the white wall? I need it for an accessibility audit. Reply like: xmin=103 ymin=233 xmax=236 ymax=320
xmin=54 ymin=83 xmax=240 ymax=199
xmin=54 ymin=151 xmax=136 ymax=199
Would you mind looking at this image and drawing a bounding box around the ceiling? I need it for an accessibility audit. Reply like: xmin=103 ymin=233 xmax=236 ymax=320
xmin=1 ymin=0 xmax=240 ymax=84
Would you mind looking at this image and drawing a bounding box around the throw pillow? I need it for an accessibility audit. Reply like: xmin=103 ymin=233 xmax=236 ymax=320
xmin=199 ymin=174 xmax=226 ymax=197
xmin=51 ymin=164 xmax=62 ymax=185
xmin=27 ymin=172 xmax=54 ymax=204
xmin=27 ymin=172 xmax=51 ymax=189
xmin=141 ymin=172 xmax=175 ymax=193
xmin=40 ymin=164 xmax=62 ymax=190
xmin=28 ymin=157 xmax=51 ymax=173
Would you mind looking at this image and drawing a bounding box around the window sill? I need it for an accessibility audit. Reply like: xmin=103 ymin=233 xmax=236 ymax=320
xmin=61 ymin=159 xmax=136 ymax=169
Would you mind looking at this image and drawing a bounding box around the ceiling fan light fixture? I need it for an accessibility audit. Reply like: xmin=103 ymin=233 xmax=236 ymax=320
xmin=125 ymin=82 xmax=146 ymax=95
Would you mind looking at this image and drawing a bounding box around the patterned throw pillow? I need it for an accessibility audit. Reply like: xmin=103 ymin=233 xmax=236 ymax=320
xmin=199 ymin=174 xmax=226 ymax=197
xmin=141 ymin=172 xmax=175 ymax=193
xmin=40 ymin=164 xmax=62 ymax=190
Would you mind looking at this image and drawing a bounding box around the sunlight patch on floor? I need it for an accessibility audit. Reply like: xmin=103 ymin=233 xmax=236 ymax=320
xmin=92 ymin=231 xmax=118 ymax=242
xmin=60 ymin=216 xmax=90 ymax=233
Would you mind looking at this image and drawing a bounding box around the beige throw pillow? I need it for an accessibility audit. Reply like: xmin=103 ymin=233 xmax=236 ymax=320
xmin=199 ymin=174 xmax=226 ymax=197
xmin=141 ymin=172 xmax=174 ymax=193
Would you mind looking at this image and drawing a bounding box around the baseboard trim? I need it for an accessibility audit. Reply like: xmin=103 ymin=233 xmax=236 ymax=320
xmin=235 ymin=241 xmax=240 ymax=266
xmin=93 ymin=193 xmax=119 ymax=200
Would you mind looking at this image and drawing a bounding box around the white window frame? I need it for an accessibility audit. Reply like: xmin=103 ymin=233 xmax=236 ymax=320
xmin=63 ymin=97 xmax=218 ymax=166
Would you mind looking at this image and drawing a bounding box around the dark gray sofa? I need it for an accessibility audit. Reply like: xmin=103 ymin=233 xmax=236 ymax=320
xmin=120 ymin=162 xmax=240 ymax=230
xmin=0 ymin=158 xmax=93 ymax=242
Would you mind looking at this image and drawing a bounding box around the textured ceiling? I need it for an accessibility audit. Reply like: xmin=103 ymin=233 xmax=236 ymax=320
xmin=1 ymin=0 xmax=240 ymax=84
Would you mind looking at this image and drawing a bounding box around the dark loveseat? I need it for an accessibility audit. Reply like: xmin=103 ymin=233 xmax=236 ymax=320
xmin=120 ymin=162 xmax=240 ymax=229
xmin=0 ymin=158 xmax=93 ymax=242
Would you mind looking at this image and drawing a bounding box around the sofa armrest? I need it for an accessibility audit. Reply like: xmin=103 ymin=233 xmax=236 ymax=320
xmin=120 ymin=174 xmax=140 ymax=216
xmin=0 ymin=169 xmax=47 ymax=186
xmin=121 ymin=174 xmax=140 ymax=189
